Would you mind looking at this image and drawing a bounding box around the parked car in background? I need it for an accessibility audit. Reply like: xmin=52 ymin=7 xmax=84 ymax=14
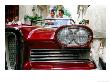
xmin=5 ymin=18 xmax=96 ymax=70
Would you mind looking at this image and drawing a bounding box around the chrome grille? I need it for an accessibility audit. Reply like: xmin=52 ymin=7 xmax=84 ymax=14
xmin=30 ymin=49 xmax=90 ymax=62
xmin=6 ymin=32 xmax=17 ymax=69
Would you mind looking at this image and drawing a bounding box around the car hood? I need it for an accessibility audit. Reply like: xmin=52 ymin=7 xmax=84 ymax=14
xmin=19 ymin=26 xmax=56 ymax=41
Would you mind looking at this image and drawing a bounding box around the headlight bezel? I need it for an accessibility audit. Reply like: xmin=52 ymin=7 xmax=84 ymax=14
xmin=55 ymin=25 xmax=93 ymax=47
xmin=73 ymin=27 xmax=91 ymax=46
xmin=57 ymin=27 xmax=74 ymax=45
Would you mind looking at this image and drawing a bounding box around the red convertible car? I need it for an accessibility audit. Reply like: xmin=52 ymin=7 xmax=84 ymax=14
xmin=5 ymin=18 xmax=96 ymax=70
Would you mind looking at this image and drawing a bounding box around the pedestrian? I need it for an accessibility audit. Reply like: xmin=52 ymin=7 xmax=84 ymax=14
xmin=5 ymin=18 xmax=9 ymax=25
xmin=11 ymin=16 xmax=22 ymax=25
xmin=5 ymin=18 xmax=12 ymax=25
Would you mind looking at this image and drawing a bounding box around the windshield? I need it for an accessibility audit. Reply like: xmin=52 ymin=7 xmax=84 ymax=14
xmin=43 ymin=18 xmax=75 ymax=28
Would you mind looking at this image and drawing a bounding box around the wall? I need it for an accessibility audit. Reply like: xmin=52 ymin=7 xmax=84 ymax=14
xmin=84 ymin=6 xmax=106 ymax=69
xmin=84 ymin=5 xmax=106 ymax=38
xmin=19 ymin=5 xmax=33 ymax=24
xmin=19 ymin=5 xmax=49 ymax=24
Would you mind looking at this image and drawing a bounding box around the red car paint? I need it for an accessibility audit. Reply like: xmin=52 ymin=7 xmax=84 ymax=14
xmin=6 ymin=24 xmax=96 ymax=70
xmin=24 ymin=61 xmax=96 ymax=70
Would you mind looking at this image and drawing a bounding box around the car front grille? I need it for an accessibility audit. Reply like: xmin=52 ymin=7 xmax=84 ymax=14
xmin=5 ymin=32 xmax=17 ymax=69
xmin=30 ymin=48 xmax=90 ymax=62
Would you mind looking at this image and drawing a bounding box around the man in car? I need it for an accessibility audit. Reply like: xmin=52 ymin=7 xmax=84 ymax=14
xmin=57 ymin=9 xmax=69 ymax=18
xmin=45 ymin=9 xmax=56 ymax=27
xmin=46 ymin=9 xmax=55 ymax=19
xmin=56 ymin=9 xmax=71 ymax=26
xmin=57 ymin=9 xmax=64 ymax=18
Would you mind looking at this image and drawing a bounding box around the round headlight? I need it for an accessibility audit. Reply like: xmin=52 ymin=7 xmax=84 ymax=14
xmin=74 ymin=28 xmax=89 ymax=45
xmin=57 ymin=28 xmax=73 ymax=45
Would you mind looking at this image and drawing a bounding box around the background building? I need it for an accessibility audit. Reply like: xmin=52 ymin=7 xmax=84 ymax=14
xmin=5 ymin=5 xmax=49 ymax=24
xmin=5 ymin=5 xmax=72 ymax=24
